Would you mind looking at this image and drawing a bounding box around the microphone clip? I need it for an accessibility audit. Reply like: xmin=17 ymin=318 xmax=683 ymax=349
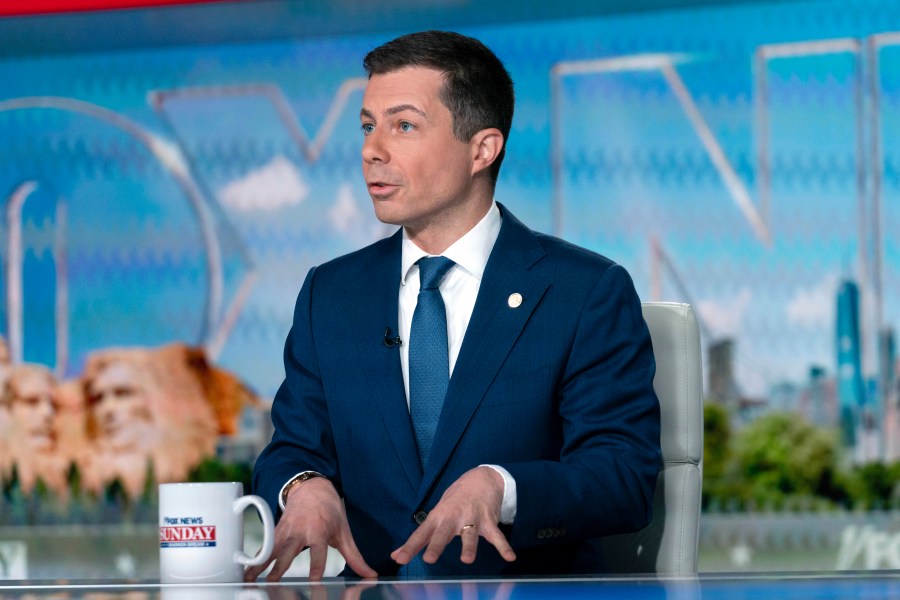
xmin=383 ymin=327 xmax=402 ymax=348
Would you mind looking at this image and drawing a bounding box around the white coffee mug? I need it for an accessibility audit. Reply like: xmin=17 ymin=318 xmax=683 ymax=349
xmin=159 ymin=482 xmax=275 ymax=583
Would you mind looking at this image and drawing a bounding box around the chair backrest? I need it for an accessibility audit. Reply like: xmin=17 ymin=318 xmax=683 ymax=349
xmin=599 ymin=302 xmax=703 ymax=574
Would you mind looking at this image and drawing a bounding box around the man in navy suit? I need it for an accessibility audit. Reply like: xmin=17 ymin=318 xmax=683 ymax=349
xmin=248 ymin=30 xmax=660 ymax=581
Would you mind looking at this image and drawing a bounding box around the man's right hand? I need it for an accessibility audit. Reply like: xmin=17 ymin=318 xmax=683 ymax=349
xmin=244 ymin=477 xmax=377 ymax=582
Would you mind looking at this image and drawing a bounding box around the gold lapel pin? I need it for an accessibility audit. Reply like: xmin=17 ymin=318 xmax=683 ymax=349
xmin=507 ymin=293 xmax=523 ymax=308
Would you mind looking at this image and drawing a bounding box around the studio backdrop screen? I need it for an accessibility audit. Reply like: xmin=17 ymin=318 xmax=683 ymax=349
xmin=1 ymin=0 xmax=900 ymax=577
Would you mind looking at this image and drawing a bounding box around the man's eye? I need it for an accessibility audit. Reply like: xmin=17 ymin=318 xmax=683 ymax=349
xmin=361 ymin=123 xmax=375 ymax=135
xmin=399 ymin=121 xmax=415 ymax=132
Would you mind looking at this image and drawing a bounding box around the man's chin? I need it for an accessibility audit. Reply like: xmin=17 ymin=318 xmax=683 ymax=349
xmin=371 ymin=205 xmax=405 ymax=227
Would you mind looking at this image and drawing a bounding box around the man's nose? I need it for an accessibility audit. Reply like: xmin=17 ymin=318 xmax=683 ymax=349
xmin=362 ymin=129 xmax=388 ymax=164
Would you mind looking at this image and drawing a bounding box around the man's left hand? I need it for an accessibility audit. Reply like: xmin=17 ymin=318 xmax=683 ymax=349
xmin=390 ymin=466 xmax=517 ymax=566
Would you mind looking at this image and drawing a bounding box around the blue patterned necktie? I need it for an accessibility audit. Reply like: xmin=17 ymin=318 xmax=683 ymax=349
xmin=409 ymin=256 xmax=455 ymax=468
xmin=404 ymin=256 xmax=454 ymax=579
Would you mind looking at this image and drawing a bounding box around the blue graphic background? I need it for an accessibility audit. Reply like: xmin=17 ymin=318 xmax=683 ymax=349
xmin=1 ymin=0 xmax=898 ymax=421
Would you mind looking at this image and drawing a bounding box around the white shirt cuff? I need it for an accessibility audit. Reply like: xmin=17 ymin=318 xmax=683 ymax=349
xmin=481 ymin=464 xmax=517 ymax=524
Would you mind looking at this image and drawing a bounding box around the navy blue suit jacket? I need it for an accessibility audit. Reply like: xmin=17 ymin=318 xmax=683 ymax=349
xmin=253 ymin=204 xmax=661 ymax=576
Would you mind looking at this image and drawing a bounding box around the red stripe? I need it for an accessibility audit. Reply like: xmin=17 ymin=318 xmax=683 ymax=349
xmin=0 ymin=0 xmax=231 ymax=17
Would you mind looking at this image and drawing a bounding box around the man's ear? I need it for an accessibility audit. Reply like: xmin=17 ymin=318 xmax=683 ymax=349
xmin=470 ymin=128 xmax=504 ymax=176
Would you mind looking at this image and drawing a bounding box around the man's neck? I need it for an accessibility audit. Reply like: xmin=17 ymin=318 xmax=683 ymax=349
xmin=405 ymin=196 xmax=494 ymax=256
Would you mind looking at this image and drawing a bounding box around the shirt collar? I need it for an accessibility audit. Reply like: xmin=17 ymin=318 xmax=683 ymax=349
xmin=401 ymin=201 xmax=502 ymax=285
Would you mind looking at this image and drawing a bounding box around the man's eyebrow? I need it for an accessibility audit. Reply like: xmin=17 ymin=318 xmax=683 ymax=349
xmin=360 ymin=105 xmax=428 ymax=120
xmin=386 ymin=104 xmax=427 ymax=118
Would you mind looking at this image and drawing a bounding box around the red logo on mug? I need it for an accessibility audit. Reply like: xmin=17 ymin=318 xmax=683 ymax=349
xmin=160 ymin=525 xmax=217 ymax=548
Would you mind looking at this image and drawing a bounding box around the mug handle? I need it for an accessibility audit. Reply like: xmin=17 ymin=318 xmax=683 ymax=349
xmin=232 ymin=494 xmax=275 ymax=567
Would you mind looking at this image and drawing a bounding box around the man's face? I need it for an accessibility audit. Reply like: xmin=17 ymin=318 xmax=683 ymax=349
xmin=87 ymin=361 xmax=153 ymax=451
xmin=10 ymin=369 xmax=56 ymax=451
xmin=360 ymin=67 xmax=478 ymax=236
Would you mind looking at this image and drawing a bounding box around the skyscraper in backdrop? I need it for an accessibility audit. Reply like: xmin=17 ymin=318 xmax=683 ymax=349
xmin=836 ymin=278 xmax=875 ymax=461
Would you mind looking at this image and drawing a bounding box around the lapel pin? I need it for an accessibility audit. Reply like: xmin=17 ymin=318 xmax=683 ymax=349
xmin=507 ymin=293 xmax=523 ymax=308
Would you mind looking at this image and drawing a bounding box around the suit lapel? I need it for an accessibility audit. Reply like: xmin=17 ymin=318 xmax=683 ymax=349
xmin=418 ymin=206 xmax=550 ymax=500
xmin=347 ymin=230 xmax=423 ymax=491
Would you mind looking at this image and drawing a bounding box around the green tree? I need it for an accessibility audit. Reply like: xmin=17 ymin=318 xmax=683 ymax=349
xmin=839 ymin=461 xmax=900 ymax=509
xmin=189 ymin=458 xmax=253 ymax=493
xmin=702 ymin=403 xmax=733 ymax=507
xmin=732 ymin=412 xmax=839 ymax=506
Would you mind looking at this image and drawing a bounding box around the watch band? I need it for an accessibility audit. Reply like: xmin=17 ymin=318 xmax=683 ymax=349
xmin=280 ymin=471 xmax=326 ymax=508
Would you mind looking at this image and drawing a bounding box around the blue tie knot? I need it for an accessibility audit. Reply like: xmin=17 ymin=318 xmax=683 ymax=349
xmin=417 ymin=256 xmax=455 ymax=290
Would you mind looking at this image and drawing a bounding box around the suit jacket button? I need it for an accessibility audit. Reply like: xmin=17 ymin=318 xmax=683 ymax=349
xmin=414 ymin=511 xmax=428 ymax=525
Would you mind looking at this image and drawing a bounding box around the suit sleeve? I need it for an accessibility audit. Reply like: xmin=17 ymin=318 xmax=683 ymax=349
xmin=251 ymin=266 xmax=342 ymax=518
xmin=502 ymin=264 xmax=661 ymax=548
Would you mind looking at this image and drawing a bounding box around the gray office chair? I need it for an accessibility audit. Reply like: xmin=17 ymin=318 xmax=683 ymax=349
xmin=599 ymin=302 xmax=703 ymax=574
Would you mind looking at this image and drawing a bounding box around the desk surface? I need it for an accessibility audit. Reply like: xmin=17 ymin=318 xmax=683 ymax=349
xmin=3 ymin=573 xmax=900 ymax=599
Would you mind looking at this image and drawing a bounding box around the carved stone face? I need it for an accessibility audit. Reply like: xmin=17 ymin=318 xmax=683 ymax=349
xmin=86 ymin=360 xmax=155 ymax=452
xmin=9 ymin=366 xmax=57 ymax=452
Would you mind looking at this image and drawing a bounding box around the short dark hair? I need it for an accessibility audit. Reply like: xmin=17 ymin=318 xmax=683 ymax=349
xmin=363 ymin=30 xmax=515 ymax=181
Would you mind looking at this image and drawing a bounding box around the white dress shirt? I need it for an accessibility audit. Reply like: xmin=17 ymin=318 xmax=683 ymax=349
xmin=399 ymin=202 xmax=516 ymax=524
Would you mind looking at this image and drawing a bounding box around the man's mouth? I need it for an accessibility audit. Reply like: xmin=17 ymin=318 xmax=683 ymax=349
xmin=367 ymin=181 xmax=399 ymax=195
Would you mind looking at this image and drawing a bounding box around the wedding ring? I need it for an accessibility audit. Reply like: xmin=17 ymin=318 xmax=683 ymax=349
xmin=460 ymin=524 xmax=478 ymax=535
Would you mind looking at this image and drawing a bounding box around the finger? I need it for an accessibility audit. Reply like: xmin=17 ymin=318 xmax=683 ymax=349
xmin=243 ymin=559 xmax=267 ymax=581
xmin=267 ymin=546 xmax=303 ymax=582
xmin=338 ymin=529 xmax=378 ymax=578
xmin=389 ymin=545 xmax=412 ymax=565
xmin=459 ymin=525 xmax=479 ymax=564
xmin=308 ymin=544 xmax=329 ymax=581
xmin=266 ymin=557 xmax=291 ymax=582
xmin=479 ymin=522 xmax=517 ymax=562
xmin=244 ymin=556 xmax=273 ymax=582
xmin=421 ymin=521 xmax=458 ymax=564
xmin=391 ymin=523 xmax=432 ymax=565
